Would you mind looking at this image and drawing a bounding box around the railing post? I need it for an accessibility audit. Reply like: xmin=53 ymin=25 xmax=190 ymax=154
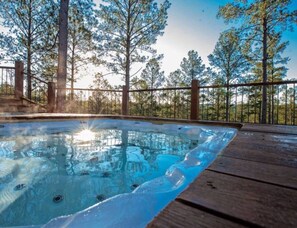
xmin=15 ymin=61 xmax=24 ymax=99
xmin=48 ymin=82 xmax=56 ymax=113
xmin=191 ymin=79 xmax=199 ymax=120
xmin=122 ymin=85 xmax=128 ymax=115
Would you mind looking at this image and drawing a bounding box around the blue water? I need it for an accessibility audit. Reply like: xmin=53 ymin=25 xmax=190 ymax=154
xmin=0 ymin=120 xmax=204 ymax=226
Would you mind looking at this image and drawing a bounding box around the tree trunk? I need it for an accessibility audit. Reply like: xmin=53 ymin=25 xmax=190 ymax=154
xmin=150 ymin=78 xmax=153 ymax=116
xmin=123 ymin=45 xmax=130 ymax=115
xmin=56 ymin=0 xmax=70 ymax=112
xmin=27 ymin=0 xmax=32 ymax=100
xmin=27 ymin=47 xmax=32 ymax=100
xmin=121 ymin=130 xmax=128 ymax=171
xmin=71 ymin=41 xmax=75 ymax=101
xmin=124 ymin=2 xmax=131 ymax=115
xmin=261 ymin=0 xmax=268 ymax=124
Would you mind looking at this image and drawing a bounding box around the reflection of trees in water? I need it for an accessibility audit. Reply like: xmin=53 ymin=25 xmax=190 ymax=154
xmin=2 ymin=129 xmax=198 ymax=175
xmin=64 ymin=129 xmax=197 ymax=175
xmin=0 ymin=128 xmax=200 ymax=226
xmin=121 ymin=129 xmax=128 ymax=172
xmin=2 ymin=128 xmax=198 ymax=177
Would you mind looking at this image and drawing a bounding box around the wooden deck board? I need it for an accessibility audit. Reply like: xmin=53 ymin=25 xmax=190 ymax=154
xmin=147 ymin=201 xmax=245 ymax=228
xmin=234 ymin=131 xmax=297 ymax=144
xmin=222 ymin=145 xmax=297 ymax=168
xmin=208 ymin=156 xmax=297 ymax=189
xmin=178 ymin=170 xmax=297 ymax=227
xmin=221 ymin=131 xmax=297 ymax=168
xmin=231 ymin=132 xmax=297 ymax=150
xmin=149 ymin=124 xmax=297 ymax=227
xmin=241 ymin=124 xmax=297 ymax=135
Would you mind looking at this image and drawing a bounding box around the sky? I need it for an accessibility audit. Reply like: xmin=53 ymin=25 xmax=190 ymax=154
xmin=154 ymin=0 xmax=297 ymax=78
xmin=152 ymin=0 xmax=231 ymax=76
xmin=0 ymin=0 xmax=296 ymax=88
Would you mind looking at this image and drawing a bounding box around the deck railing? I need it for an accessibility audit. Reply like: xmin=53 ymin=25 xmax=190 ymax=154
xmin=0 ymin=61 xmax=24 ymax=98
xmin=58 ymin=80 xmax=296 ymax=125
xmin=129 ymin=87 xmax=191 ymax=119
xmin=0 ymin=61 xmax=55 ymax=112
xmin=199 ymin=81 xmax=296 ymax=125
xmin=0 ymin=65 xmax=15 ymax=96
xmin=26 ymin=75 xmax=49 ymax=105
xmin=62 ymin=88 xmax=122 ymax=114
xmin=1 ymin=61 xmax=296 ymax=125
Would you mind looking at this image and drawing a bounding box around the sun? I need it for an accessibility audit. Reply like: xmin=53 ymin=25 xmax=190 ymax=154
xmin=75 ymin=129 xmax=96 ymax=142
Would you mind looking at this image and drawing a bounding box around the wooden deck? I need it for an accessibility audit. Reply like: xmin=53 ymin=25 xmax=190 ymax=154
xmin=148 ymin=124 xmax=297 ymax=227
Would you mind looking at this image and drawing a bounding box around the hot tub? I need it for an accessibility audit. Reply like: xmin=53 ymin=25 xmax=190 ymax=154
xmin=0 ymin=117 xmax=237 ymax=227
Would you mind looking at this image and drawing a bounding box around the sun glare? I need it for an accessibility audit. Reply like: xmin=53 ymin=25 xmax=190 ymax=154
xmin=76 ymin=129 xmax=96 ymax=142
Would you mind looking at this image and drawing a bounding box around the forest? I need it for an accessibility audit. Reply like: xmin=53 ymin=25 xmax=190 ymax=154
xmin=0 ymin=0 xmax=296 ymax=124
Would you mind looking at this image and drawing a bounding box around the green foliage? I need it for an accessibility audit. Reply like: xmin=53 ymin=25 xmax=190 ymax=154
xmin=180 ymin=50 xmax=206 ymax=85
xmin=68 ymin=0 xmax=97 ymax=88
xmin=92 ymin=72 xmax=112 ymax=90
xmin=140 ymin=56 xmax=165 ymax=89
xmin=166 ymin=70 xmax=185 ymax=87
xmin=0 ymin=0 xmax=59 ymax=99
xmin=0 ymin=82 xmax=14 ymax=95
xmin=132 ymin=56 xmax=165 ymax=116
xmin=266 ymin=33 xmax=289 ymax=82
xmin=218 ymin=0 xmax=296 ymax=81
xmin=218 ymin=0 xmax=297 ymax=123
xmin=87 ymin=72 xmax=121 ymax=114
xmin=96 ymin=0 xmax=170 ymax=88
xmin=0 ymin=0 xmax=58 ymax=69
xmin=208 ymin=29 xmax=249 ymax=84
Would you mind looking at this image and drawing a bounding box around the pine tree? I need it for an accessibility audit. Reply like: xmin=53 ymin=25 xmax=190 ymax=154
xmin=0 ymin=0 xmax=58 ymax=99
xmin=68 ymin=0 xmax=97 ymax=100
xmin=166 ymin=70 xmax=184 ymax=87
xmin=208 ymin=29 xmax=250 ymax=121
xmin=218 ymin=0 xmax=297 ymax=123
xmin=96 ymin=0 xmax=170 ymax=113
xmin=89 ymin=72 xmax=114 ymax=114
xmin=166 ymin=69 xmax=188 ymax=119
xmin=180 ymin=50 xmax=206 ymax=86
xmin=267 ymin=33 xmax=289 ymax=82
xmin=138 ymin=56 xmax=165 ymax=116
xmin=140 ymin=56 xmax=165 ymax=89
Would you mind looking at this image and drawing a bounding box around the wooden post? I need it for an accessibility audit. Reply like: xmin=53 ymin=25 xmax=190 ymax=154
xmin=15 ymin=61 xmax=24 ymax=99
xmin=190 ymin=79 xmax=199 ymax=120
xmin=122 ymin=85 xmax=128 ymax=115
xmin=48 ymin=82 xmax=56 ymax=113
